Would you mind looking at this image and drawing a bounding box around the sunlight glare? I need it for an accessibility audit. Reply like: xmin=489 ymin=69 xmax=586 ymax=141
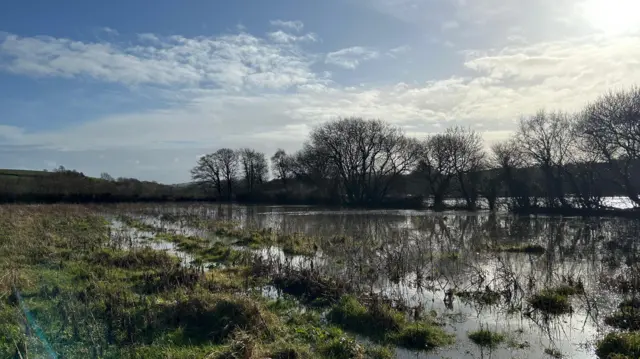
xmin=582 ymin=0 xmax=640 ymax=34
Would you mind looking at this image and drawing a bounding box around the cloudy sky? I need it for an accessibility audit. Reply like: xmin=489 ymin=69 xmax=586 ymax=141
xmin=1 ymin=0 xmax=639 ymax=183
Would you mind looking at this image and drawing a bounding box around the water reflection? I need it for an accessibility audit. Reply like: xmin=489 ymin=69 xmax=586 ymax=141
xmin=126 ymin=204 xmax=640 ymax=359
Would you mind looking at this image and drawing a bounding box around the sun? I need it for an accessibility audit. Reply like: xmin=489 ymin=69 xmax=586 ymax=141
xmin=582 ymin=0 xmax=640 ymax=34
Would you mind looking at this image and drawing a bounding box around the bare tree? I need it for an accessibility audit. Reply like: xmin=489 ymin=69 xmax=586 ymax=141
xmin=239 ymin=148 xmax=268 ymax=194
xmin=516 ymin=110 xmax=575 ymax=208
xmin=220 ymin=149 xmax=239 ymax=200
xmin=271 ymin=149 xmax=293 ymax=189
xmin=291 ymin=143 xmax=340 ymax=201
xmin=418 ymin=127 xmax=484 ymax=209
xmin=305 ymin=117 xmax=421 ymax=206
xmin=191 ymin=154 xmax=223 ymax=198
xmin=451 ymin=128 xmax=485 ymax=209
xmin=491 ymin=139 xmax=532 ymax=209
xmin=100 ymin=172 xmax=115 ymax=182
xmin=577 ymin=87 xmax=640 ymax=207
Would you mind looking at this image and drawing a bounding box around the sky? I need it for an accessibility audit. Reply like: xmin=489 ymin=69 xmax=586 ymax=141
xmin=1 ymin=0 xmax=640 ymax=184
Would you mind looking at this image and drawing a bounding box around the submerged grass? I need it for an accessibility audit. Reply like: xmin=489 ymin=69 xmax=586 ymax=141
xmin=495 ymin=243 xmax=546 ymax=254
xmin=529 ymin=284 xmax=583 ymax=315
xmin=604 ymin=298 xmax=640 ymax=331
xmin=1 ymin=205 xmax=458 ymax=358
xmin=456 ymin=289 xmax=501 ymax=306
xmin=468 ymin=329 xmax=505 ymax=348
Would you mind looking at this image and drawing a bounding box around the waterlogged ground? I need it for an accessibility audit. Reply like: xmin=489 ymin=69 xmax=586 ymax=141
xmin=2 ymin=204 xmax=638 ymax=358
xmin=112 ymin=204 xmax=640 ymax=359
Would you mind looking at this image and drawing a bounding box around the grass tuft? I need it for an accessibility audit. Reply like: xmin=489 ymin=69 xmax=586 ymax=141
xmin=596 ymin=332 xmax=640 ymax=359
xmin=468 ymin=329 xmax=505 ymax=348
xmin=327 ymin=296 xmax=405 ymax=338
xmin=392 ymin=323 xmax=455 ymax=350
xmin=604 ymin=298 xmax=640 ymax=331
xmin=529 ymin=284 xmax=583 ymax=315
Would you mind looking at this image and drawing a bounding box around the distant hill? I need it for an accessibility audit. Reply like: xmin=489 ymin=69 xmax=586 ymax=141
xmin=0 ymin=168 xmax=207 ymax=203
xmin=0 ymin=169 xmax=54 ymax=178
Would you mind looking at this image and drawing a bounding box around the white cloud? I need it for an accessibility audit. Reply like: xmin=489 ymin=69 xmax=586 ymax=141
xmin=0 ymin=32 xmax=319 ymax=90
xmin=269 ymin=20 xmax=304 ymax=32
xmin=387 ymin=45 xmax=411 ymax=57
xmin=102 ymin=27 xmax=119 ymax=36
xmin=2 ymin=24 xmax=640 ymax=182
xmin=325 ymin=46 xmax=380 ymax=69
xmin=267 ymin=31 xmax=318 ymax=44
xmin=137 ymin=33 xmax=160 ymax=43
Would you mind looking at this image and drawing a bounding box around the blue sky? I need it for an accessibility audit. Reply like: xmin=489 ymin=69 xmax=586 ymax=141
xmin=1 ymin=0 xmax=639 ymax=183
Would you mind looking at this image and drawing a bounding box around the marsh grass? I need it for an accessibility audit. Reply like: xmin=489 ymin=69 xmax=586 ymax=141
xmin=604 ymin=298 xmax=640 ymax=331
xmin=468 ymin=329 xmax=505 ymax=348
xmin=529 ymin=284 xmax=583 ymax=315
xmin=1 ymin=205 xmax=457 ymax=358
xmin=328 ymin=295 xmax=454 ymax=350
xmin=596 ymin=332 xmax=640 ymax=359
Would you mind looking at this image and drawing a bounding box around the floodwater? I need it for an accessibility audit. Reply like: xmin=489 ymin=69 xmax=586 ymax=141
xmin=116 ymin=204 xmax=640 ymax=359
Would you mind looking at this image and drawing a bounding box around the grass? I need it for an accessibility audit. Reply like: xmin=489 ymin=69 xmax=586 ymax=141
xmin=327 ymin=295 xmax=405 ymax=338
xmin=604 ymin=298 xmax=640 ymax=331
xmin=596 ymin=332 xmax=640 ymax=359
xmin=528 ymin=284 xmax=583 ymax=315
xmin=327 ymin=295 xmax=454 ymax=350
xmin=468 ymin=329 xmax=505 ymax=348
xmin=0 ymin=205 xmax=456 ymax=358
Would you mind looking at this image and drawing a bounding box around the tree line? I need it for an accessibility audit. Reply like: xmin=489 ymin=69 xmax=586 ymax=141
xmin=192 ymin=86 xmax=640 ymax=212
xmin=0 ymin=166 xmax=205 ymax=203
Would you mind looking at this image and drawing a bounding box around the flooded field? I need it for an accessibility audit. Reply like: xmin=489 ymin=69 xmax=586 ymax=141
xmin=115 ymin=204 xmax=639 ymax=359
xmin=2 ymin=203 xmax=639 ymax=359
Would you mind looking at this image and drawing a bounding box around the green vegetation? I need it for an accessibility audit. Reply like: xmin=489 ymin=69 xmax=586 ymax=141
xmin=604 ymin=298 xmax=640 ymax=331
xmin=0 ymin=205 xmax=458 ymax=358
xmin=596 ymin=332 xmax=640 ymax=359
xmin=468 ymin=329 xmax=505 ymax=348
xmin=529 ymin=284 xmax=583 ymax=315
xmin=327 ymin=296 xmax=405 ymax=338
xmin=391 ymin=323 xmax=455 ymax=350
xmin=327 ymin=295 xmax=454 ymax=350
xmin=0 ymin=167 xmax=204 ymax=203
